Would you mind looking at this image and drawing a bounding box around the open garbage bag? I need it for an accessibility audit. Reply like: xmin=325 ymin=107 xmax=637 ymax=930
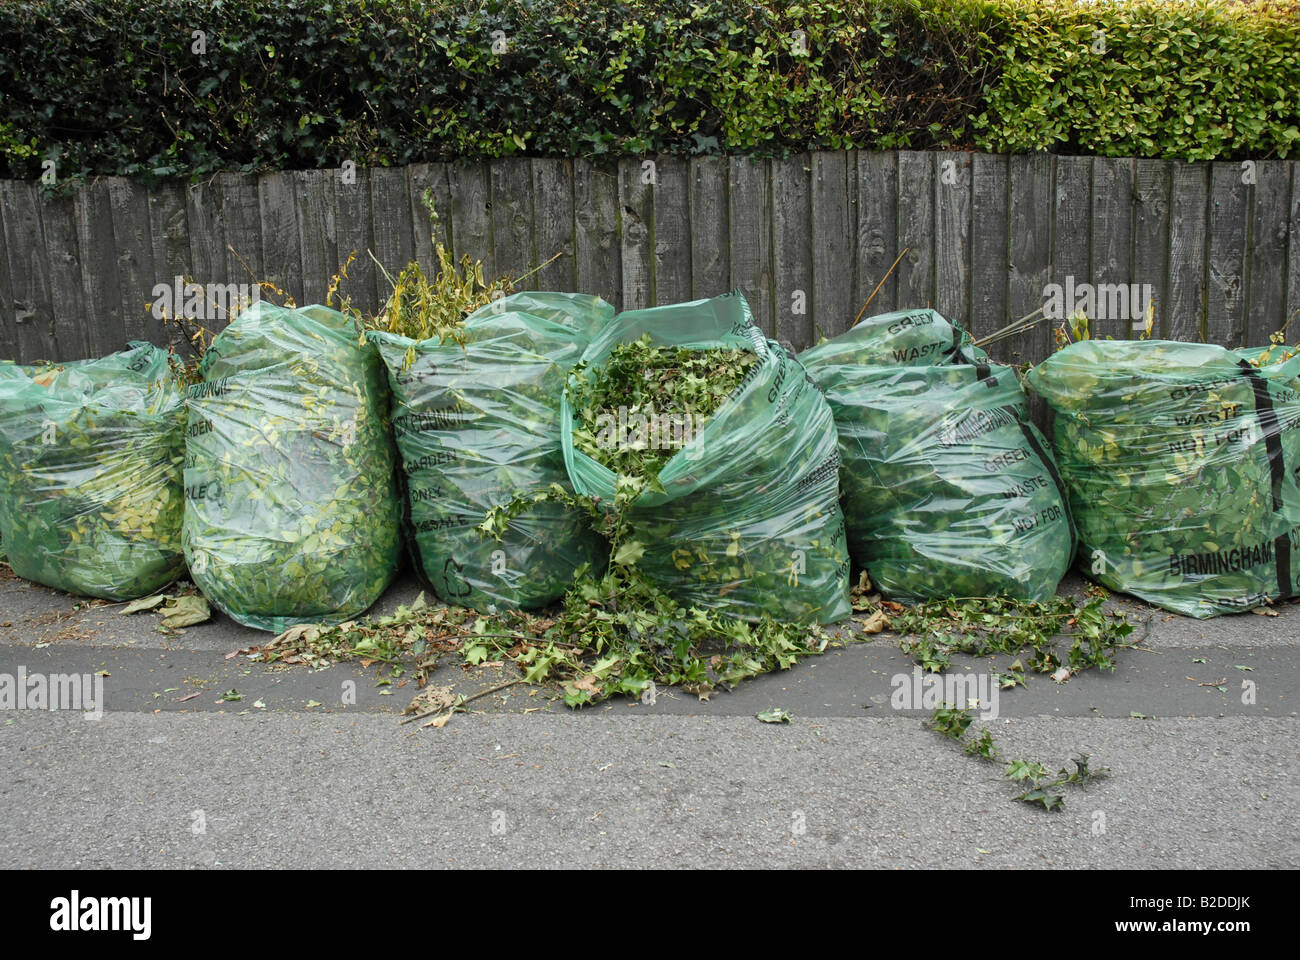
xmin=1028 ymin=339 xmax=1300 ymax=617
xmin=0 ymin=342 xmax=185 ymax=599
xmin=561 ymin=291 xmax=850 ymax=624
xmin=183 ymin=303 xmax=402 ymax=632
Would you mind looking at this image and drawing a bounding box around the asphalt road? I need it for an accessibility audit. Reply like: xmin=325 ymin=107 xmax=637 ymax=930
xmin=2 ymin=566 xmax=1297 ymax=869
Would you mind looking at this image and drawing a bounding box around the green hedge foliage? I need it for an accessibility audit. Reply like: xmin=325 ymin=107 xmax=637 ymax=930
xmin=2 ymin=0 xmax=1296 ymax=182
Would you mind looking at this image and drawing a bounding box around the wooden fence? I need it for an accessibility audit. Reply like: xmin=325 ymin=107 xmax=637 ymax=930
xmin=2 ymin=151 xmax=1299 ymax=365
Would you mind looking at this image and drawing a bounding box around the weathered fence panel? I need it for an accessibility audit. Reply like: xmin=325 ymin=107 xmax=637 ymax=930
xmin=2 ymin=151 xmax=1298 ymax=363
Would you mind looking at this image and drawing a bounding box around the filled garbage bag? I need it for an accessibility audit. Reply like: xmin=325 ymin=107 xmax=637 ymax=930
xmin=802 ymin=313 xmax=1074 ymax=601
xmin=369 ymin=291 xmax=613 ymax=611
xmin=1028 ymin=339 xmax=1300 ymax=617
xmin=0 ymin=342 xmax=186 ymax=599
xmin=561 ymin=291 xmax=850 ymax=624
xmin=183 ymin=302 xmax=402 ymax=632
xmin=799 ymin=307 xmax=980 ymax=368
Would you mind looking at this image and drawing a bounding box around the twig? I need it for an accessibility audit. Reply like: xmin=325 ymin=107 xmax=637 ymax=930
xmin=509 ymin=250 xmax=564 ymax=287
xmin=974 ymin=306 xmax=1047 ymax=348
xmin=853 ymin=248 xmax=910 ymax=326
xmin=399 ymin=677 xmax=526 ymax=725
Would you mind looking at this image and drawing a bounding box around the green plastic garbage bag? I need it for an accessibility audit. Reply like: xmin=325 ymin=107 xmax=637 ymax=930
xmin=183 ymin=302 xmax=402 ymax=632
xmin=1028 ymin=339 xmax=1300 ymax=617
xmin=369 ymin=291 xmax=613 ymax=611
xmin=0 ymin=342 xmax=186 ymax=600
xmin=799 ymin=307 xmax=979 ymax=368
xmin=561 ymin=291 xmax=851 ymax=624
xmin=802 ymin=315 xmax=1075 ymax=601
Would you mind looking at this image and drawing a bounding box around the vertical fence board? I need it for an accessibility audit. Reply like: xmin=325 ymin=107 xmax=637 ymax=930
xmin=653 ymin=157 xmax=691 ymax=305
xmin=491 ymin=158 xmax=534 ymax=289
xmin=1 ymin=181 xmax=56 ymax=362
xmin=1246 ymin=161 xmax=1290 ymax=344
xmin=618 ymin=158 xmax=653 ymax=311
xmin=728 ymin=156 xmax=773 ymax=335
xmin=772 ymin=155 xmax=811 ymax=348
xmin=1006 ymin=154 xmax=1053 ymax=367
xmin=970 ymin=153 xmax=1009 ymax=340
xmin=1207 ymin=162 xmax=1249 ymax=347
xmin=1168 ymin=163 xmax=1209 ymax=342
xmin=1092 ymin=157 xmax=1135 ymax=339
xmin=1287 ymin=163 xmax=1300 ymax=332
xmin=369 ymin=166 xmax=413 ymax=298
xmin=76 ymin=181 xmax=122 ymax=356
xmin=896 ymin=151 xmax=935 ymax=313
xmin=855 ymin=151 xmax=898 ymax=321
xmin=0 ymin=197 xmax=14 ymax=358
xmin=147 ymin=183 xmax=189 ymax=353
xmin=689 ymin=157 xmax=728 ymax=302
xmin=811 ymin=150 xmax=853 ymax=340
xmin=573 ymin=160 xmax=619 ymax=305
xmin=1051 ymin=156 xmax=1092 ymax=337
xmin=449 ymin=162 xmax=495 ymax=279
xmin=408 ymin=162 xmax=452 ymax=276
xmin=40 ymin=191 xmax=90 ymax=359
xmin=185 ymin=178 xmax=226 ymax=317
xmin=107 ymin=178 xmax=158 ymax=344
xmin=295 ymin=169 xmax=338 ymax=307
xmin=531 ymin=158 xmax=576 ymax=291
xmin=335 ymin=167 xmax=377 ymax=315
xmin=256 ymin=172 xmax=302 ymax=309
xmin=1133 ymin=159 xmax=1172 ymax=339
xmin=217 ymin=173 xmax=263 ymax=297
xmin=934 ymin=151 xmax=971 ymax=331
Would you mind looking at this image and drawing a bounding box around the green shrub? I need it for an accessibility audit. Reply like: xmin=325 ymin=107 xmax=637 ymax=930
xmin=1 ymin=0 xmax=1295 ymax=183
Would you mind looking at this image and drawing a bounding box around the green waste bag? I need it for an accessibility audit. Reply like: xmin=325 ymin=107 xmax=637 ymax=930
xmin=369 ymin=291 xmax=612 ymax=611
xmin=183 ymin=303 xmax=403 ymax=632
xmin=0 ymin=342 xmax=186 ymax=600
xmin=799 ymin=307 xmax=978 ymax=368
xmin=802 ymin=313 xmax=1075 ymax=601
xmin=562 ymin=291 xmax=851 ymax=624
xmin=1028 ymin=339 xmax=1300 ymax=617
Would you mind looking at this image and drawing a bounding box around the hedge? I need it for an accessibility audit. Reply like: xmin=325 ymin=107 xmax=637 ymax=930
xmin=2 ymin=0 xmax=1297 ymax=183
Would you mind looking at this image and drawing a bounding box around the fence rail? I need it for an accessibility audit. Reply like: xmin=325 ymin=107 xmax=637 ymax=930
xmin=2 ymin=151 xmax=1299 ymax=365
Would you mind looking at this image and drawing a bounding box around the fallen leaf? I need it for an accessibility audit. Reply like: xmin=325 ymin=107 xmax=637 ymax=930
xmin=857 ymin=608 xmax=887 ymax=634
xmin=159 ymin=595 xmax=211 ymax=629
xmin=757 ymin=707 xmax=792 ymax=724
xmin=273 ymin=623 xmax=321 ymax=647
xmin=121 ymin=594 xmax=168 ymax=615
xmin=403 ymin=684 xmax=456 ymax=716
